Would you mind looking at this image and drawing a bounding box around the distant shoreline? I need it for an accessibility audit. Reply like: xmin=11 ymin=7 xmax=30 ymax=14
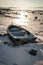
xmin=0 ymin=7 xmax=43 ymax=10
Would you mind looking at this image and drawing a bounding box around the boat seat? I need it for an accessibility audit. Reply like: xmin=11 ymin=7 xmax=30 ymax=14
xmin=11 ymin=30 xmax=25 ymax=36
xmin=10 ymin=28 xmax=21 ymax=32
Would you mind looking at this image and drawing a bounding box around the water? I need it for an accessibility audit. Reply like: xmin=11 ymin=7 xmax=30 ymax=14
xmin=9 ymin=7 xmax=43 ymax=10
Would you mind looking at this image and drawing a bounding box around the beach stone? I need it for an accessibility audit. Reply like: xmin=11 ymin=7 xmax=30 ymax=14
xmin=12 ymin=43 xmax=19 ymax=46
xmin=0 ymin=34 xmax=2 ymax=36
xmin=34 ymin=16 xmax=38 ymax=19
xmin=3 ymin=42 xmax=8 ymax=44
xmin=29 ymin=49 xmax=37 ymax=56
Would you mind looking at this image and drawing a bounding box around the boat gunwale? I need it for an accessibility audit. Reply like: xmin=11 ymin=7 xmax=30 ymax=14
xmin=7 ymin=25 xmax=36 ymax=39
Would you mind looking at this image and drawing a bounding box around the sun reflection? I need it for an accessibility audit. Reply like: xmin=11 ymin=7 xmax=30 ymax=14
xmin=14 ymin=11 xmax=28 ymax=25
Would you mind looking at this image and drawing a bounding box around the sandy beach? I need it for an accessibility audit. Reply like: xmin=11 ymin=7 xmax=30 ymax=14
xmin=0 ymin=9 xmax=43 ymax=65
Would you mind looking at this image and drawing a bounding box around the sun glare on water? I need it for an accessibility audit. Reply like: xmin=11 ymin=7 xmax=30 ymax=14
xmin=14 ymin=11 xmax=28 ymax=25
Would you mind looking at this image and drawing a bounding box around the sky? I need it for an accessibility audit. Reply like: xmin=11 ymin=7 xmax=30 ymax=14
xmin=0 ymin=0 xmax=43 ymax=7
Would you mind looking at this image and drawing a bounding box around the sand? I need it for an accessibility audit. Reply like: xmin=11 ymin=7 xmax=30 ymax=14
xmin=0 ymin=9 xmax=43 ymax=65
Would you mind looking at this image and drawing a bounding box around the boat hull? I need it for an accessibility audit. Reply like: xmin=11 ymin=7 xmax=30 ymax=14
xmin=7 ymin=25 xmax=36 ymax=44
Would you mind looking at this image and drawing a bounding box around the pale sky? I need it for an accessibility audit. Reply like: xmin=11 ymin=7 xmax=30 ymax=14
xmin=0 ymin=0 xmax=43 ymax=7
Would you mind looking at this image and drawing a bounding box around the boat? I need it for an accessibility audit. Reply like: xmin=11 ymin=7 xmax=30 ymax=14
xmin=7 ymin=25 xmax=36 ymax=44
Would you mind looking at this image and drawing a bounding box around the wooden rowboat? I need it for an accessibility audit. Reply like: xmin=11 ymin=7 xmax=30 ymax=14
xmin=7 ymin=25 xmax=36 ymax=44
